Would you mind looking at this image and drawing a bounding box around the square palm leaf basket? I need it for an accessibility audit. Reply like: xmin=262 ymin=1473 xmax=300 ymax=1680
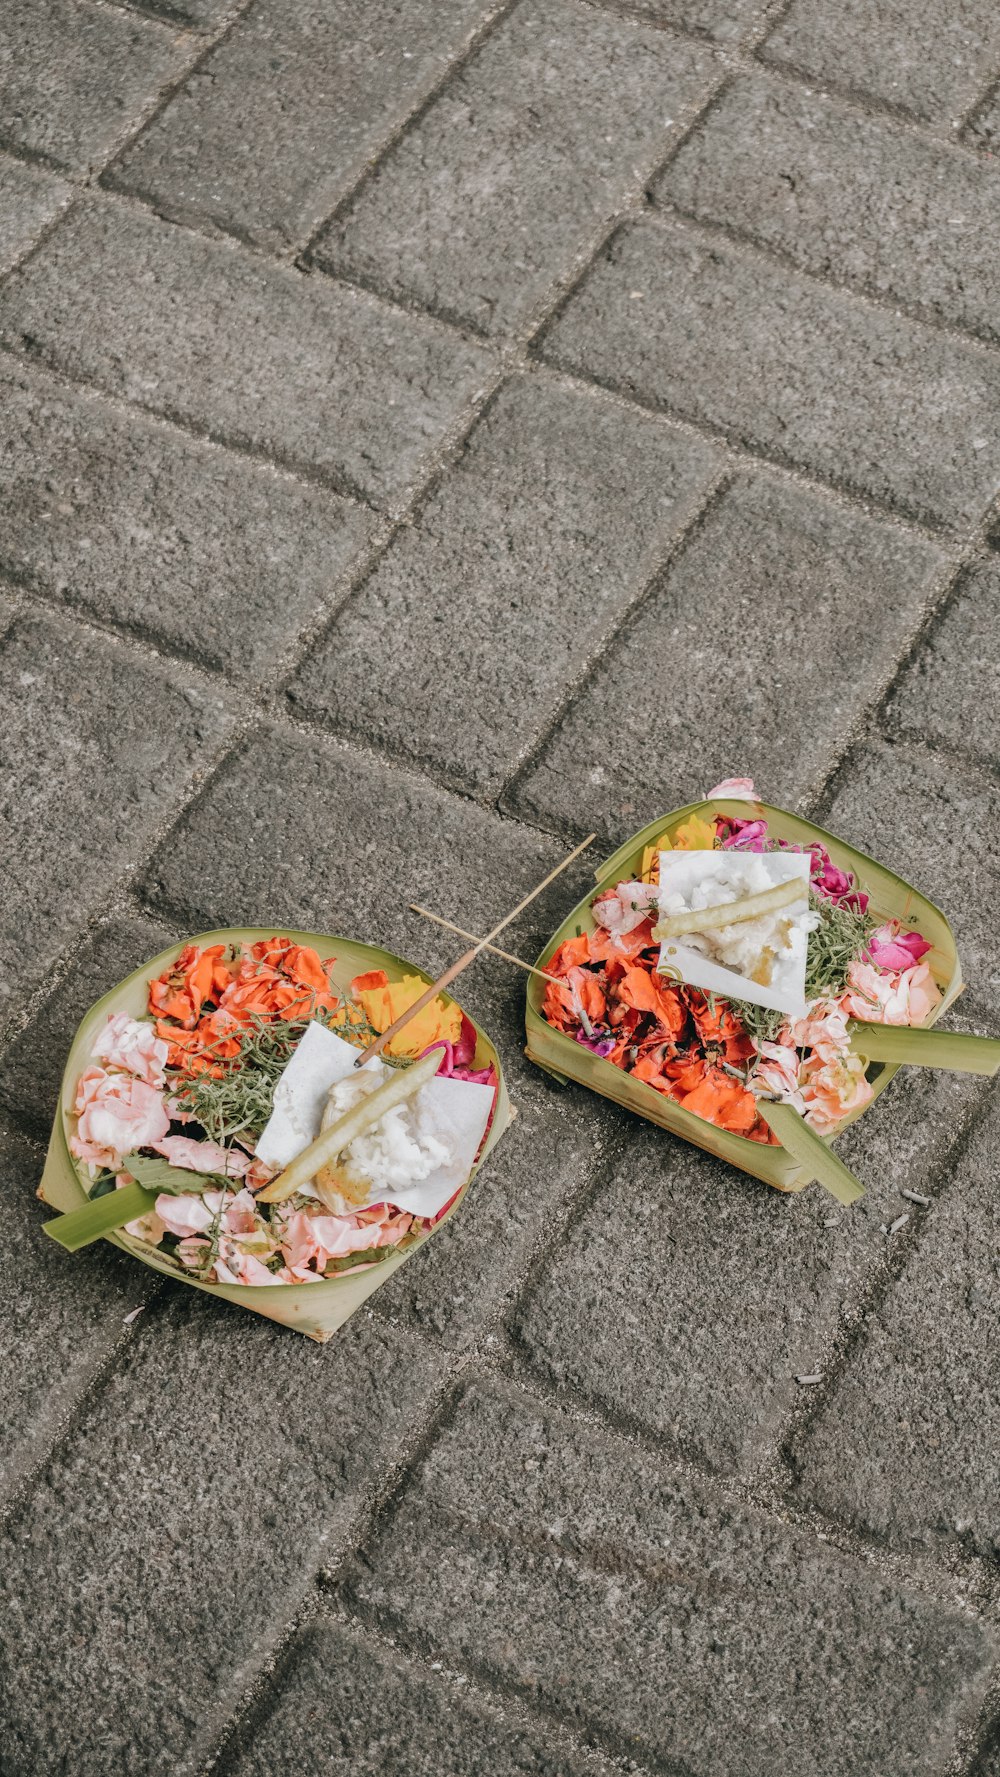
xmin=525 ymin=797 xmax=974 ymax=1198
xmin=39 ymin=928 xmax=511 ymax=1341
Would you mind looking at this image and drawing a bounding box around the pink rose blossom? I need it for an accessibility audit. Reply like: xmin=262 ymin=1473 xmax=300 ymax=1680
xmin=70 ymin=1067 xmax=170 ymax=1169
xmin=213 ymin=1242 xmax=281 ymax=1287
xmin=593 ymin=881 xmax=658 ymax=936
xmin=91 ymin=1013 xmax=168 ymax=1086
xmin=155 ymin=1191 xmax=216 ymax=1238
xmin=866 ymin=921 xmax=931 ymax=972
xmin=799 ymin=1051 xmax=873 ymax=1133
xmin=752 ymin=1040 xmax=804 ymax=1110
xmin=707 ymin=777 xmax=758 ymax=802
xmin=719 ymin=818 xmax=770 ymax=852
xmin=785 ymin=1000 xmax=852 ymax=1064
xmin=152 ymin=1135 xmax=251 ymax=1178
xmin=841 ymin=959 xmax=941 ymax=1027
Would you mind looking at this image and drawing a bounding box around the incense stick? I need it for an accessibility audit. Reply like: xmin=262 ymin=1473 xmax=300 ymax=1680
xmin=410 ymin=905 xmax=562 ymax=985
xmin=353 ymin=833 xmax=595 ymax=1066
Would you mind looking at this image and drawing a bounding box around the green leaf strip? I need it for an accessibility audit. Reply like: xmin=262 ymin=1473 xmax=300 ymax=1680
xmin=849 ymin=1022 xmax=1000 ymax=1076
xmin=758 ymin=1101 xmax=865 ymax=1206
xmin=43 ymin=1180 xmax=157 ymax=1252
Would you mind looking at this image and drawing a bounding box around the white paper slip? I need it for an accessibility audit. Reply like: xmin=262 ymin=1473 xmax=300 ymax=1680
xmin=255 ymin=1022 xmax=494 ymax=1218
xmin=655 ymin=849 xmax=814 ymax=1018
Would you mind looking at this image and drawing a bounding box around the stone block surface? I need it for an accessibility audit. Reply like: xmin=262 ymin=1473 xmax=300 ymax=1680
xmin=343 ymin=1378 xmax=995 ymax=1777
xmin=885 ymin=552 xmax=1000 ymax=766
xmin=0 ymin=911 xmax=176 ymax=1137
xmin=0 ymin=0 xmax=191 ymax=173
xmin=0 ymin=154 xmax=71 ymax=274
xmin=0 ymin=611 xmax=234 ymax=1016
xmin=0 ymin=1121 xmax=144 ymax=1510
xmin=511 ymin=473 xmax=943 ymax=834
xmin=0 ymin=198 xmax=493 ymax=509
xmin=759 ymin=0 xmax=1000 ymax=122
xmin=288 ymin=373 xmax=719 ymax=796
xmin=967 ymin=86 xmax=1000 ymax=151
xmin=0 ymin=357 xmax=375 ymax=677
xmin=110 ymin=0 xmax=499 ymax=251
xmin=0 ymin=1296 xmax=442 ymax=1775
xmin=661 ymin=73 xmax=1000 ymax=344
xmin=538 ymin=214 xmax=1000 ymax=531
xmin=793 ymin=1093 xmax=1000 ymax=1557
xmin=316 ymin=0 xmax=716 ymax=337
xmin=512 ymin=1056 xmax=987 ymax=1473
xmin=231 ymin=1618 xmax=601 ymax=1776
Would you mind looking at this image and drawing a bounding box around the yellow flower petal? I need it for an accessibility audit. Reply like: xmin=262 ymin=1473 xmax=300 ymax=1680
xmin=356 ymin=974 xmax=463 ymax=1057
xmin=668 ymin=813 xmax=718 ymax=851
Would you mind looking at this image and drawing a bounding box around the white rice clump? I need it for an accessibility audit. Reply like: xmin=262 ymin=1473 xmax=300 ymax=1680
xmin=324 ymin=1071 xmax=451 ymax=1190
xmin=659 ymin=855 xmax=817 ymax=977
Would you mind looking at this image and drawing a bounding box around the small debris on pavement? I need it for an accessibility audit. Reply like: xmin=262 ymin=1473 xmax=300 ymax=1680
xmin=888 ymin=1214 xmax=910 ymax=1235
xmin=796 ymin=1373 xmax=823 ymax=1386
xmin=900 ymin=1189 xmax=931 ymax=1206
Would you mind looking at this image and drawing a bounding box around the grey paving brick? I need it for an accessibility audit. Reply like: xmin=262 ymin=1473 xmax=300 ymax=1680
xmin=538 ymin=214 xmax=1000 ymax=531
xmin=0 ymin=0 xmax=192 ymax=174
xmin=288 ymin=374 xmax=719 ymax=797
xmin=0 ymin=357 xmax=376 ymax=677
xmin=0 ymin=198 xmax=493 ymax=509
xmin=886 ymin=554 xmax=1000 ymax=764
xmin=0 ymin=1295 xmax=441 ymax=1776
xmin=512 ymin=1052 xmax=987 ymax=1473
xmin=818 ymin=739 xmax=1000 ymax=1009
xmin=315 ymin=1 xmax=716 ymax=338
xmin=618 ymin=0 xmax=760 ymax=42
xmin=512 ymin=474 xmax=944 ymax=836
xmin=759 ymin=0 xmax=1000 ymax=123
xmin=110 ymin=0 xmax=499 ymax=251
xmin=140 ymin=719 xmax=627 ymax=1342
xmin=967 ymin=85 xmax=1000 ymax=151
xmin=793 ymin=1092 xmax=1000 ymax=1556
xmin=660 ymin=73 xmax=1000 ymax=345
xmin=0 ymin=154 xmax=71 ymax=274
xmin=0 ymin=912 xmax=176 ymax=1137
xmin=343 ymin=1378 xmax=995 ymax=1777
xmin=0 ymin=610 xmax=235 ymax=1017
xmin=0 ymin=1121 xmax=144 ymax=1510
xmin=231 ymin=1619 xmax=599 ymax=1777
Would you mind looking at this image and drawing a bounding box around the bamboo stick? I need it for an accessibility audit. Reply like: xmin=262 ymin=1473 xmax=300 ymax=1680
xmin=410 ymin=905 xmax=563 ymax=985
xmin=354 ymin=833 xmax=595 ymax=1066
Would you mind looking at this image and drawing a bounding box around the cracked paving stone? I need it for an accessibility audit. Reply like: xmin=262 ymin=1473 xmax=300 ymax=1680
xmin=0 ymin=912 xmax=177 ymax=1138
xmin=110 ymin=0 xmax=501 ymax=251
xmin=511 ymin=473 xmax=944 ymax=836
xmin=793 ymin=1092 xmax=1000 ymax=1558
xmin=614 ymin=0 xmax=759 ymax=41
xmin=288 ymin=373 xmax=719 ymax=798
xmin=511 ymin=1055 xmax=986 ymax=1474
xmin=660 ymin=71 xmax=1000 ymax=346
xmin=316 ymin=0 xmax=718 ymax=338
xmin=341 ymin=1377 xmax=995 ymax=1777
xmin=759 ymin=0 xmax=1000 ymax=123
xmin=0 ymin=197 xmax=493 ymax=509
xmin=0 ymin=357 xmax=376 ymax=678
xmin=0 ymin=610 xmax=235 ymax=1018
xmin=0 ymin=0 xmax=193 ymax=174
xmin=0 ymin=1296 xmax=443 ymax=1775
xmin=230 ymin=1619 xmax=602 ymax=1776
xmin=537 ymin=214 xmax=1000 ymax=533
xmin=885 ymin=552 xmax=1000 ymax=767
